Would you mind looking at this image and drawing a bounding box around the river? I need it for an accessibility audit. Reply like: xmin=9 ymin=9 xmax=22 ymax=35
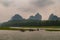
xmin=0 ymin=30 xmax=60 ymax=40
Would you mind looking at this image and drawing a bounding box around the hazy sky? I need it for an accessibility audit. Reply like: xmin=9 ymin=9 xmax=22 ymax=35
xmin=0 ymin=0 xmax=60 ymax=22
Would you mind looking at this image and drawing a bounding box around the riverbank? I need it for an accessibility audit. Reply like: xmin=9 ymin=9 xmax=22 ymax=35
xmin=0 ymin=27 xmax=60 ymax=31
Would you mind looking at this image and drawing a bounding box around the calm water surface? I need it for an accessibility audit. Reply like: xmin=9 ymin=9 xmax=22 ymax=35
xmin=0 ymin=30 xmax=60 ymax=40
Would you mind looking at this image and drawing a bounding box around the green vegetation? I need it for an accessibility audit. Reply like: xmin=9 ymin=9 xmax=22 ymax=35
xmin=45 ymin=28 xmax=60 ymax=31
xmin=0 ymin=26 xmax=60 ymax=30
xmin=0 ymin=20 xmax=60 ymax=31
xmin=0 ymin=26 xmax=60 ymax=32
xmin=1 ymin=20 xmax=60 ymax=27
xmin=0 ymin=27 xmax=19 ymax=30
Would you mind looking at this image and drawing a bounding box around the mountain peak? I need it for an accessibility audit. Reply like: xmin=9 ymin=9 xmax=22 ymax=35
xmin=10 ymin=14 xmax=24 ymax=21
xmin=28 ymin=13 xmax=42 ymax=20
xmin=49 ymin=14 xmax=58 ymax=20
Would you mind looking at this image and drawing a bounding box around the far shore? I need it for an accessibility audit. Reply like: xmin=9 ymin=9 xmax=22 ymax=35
xmin=0 ymin=27 xmax=60 ymax=31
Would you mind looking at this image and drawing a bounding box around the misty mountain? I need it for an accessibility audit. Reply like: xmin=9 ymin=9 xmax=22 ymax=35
xmin=48 ymin=14 xmax=59 ymax=21
xmin=28 ymin=13 xmax=42 ymax=20
xmin=0 ymin=13 xmax=60 ymax=27
xmin=9 ymin=14 xmax=24 ymax=21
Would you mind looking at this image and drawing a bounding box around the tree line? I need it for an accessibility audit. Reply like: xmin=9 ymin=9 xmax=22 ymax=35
xmin=1 ymin=20 xmax=60 ymax=27
xmin=0 ymin=13 xmax=60 ymax=27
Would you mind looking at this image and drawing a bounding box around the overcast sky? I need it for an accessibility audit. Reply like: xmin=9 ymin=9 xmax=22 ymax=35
xmin=0 ymin=0 xmax=60 ymax=22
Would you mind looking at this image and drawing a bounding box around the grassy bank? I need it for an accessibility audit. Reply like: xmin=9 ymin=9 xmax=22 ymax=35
xmin=0 ymin=26 xmax=60 ymax=31
xmin=45 ymin=28 xmax=60 ymax=31
xmin=0 ymin=27 xmax=20 ymax=30
xmin=14 ymin=26 xmax=59 ymax=28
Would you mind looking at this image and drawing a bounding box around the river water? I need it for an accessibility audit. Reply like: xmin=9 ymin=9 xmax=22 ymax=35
xmin=0 ymin=30 xmax=60 ymax=40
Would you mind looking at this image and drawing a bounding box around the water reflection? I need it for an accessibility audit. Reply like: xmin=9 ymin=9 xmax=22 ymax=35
xmin=19 ymin=28 xmax=40 ymax=32
xmin=0 ymin=30 xmax=60 ymax=40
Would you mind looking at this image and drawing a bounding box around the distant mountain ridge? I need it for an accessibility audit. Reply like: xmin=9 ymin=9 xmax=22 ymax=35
xmin=49 ymin=14 xmax=60 ymax=21
xmin=9 ymin=14 xmax=24 ymax=21
xmin=9 ymin=13 xmax=60 ymax=21
xmin=28 ymin=13 xmax=42 ymax=20
xmin=0 ymin=13 xmax=60 ymax=27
